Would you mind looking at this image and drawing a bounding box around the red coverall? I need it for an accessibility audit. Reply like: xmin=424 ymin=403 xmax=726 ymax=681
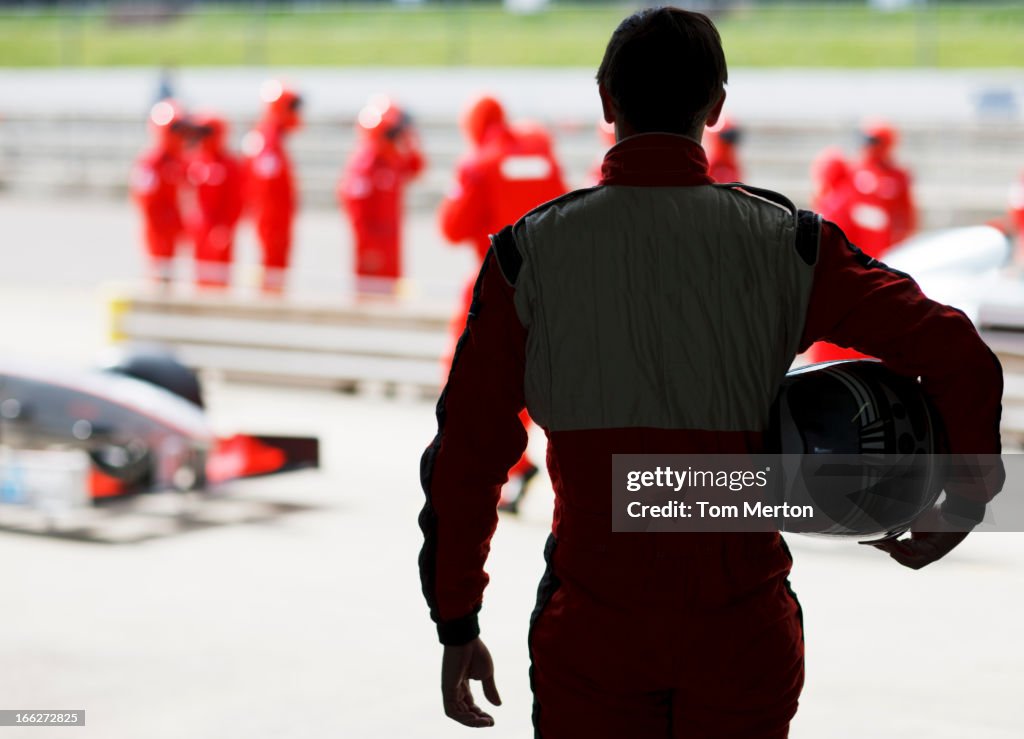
xmin=587 ymin=118 xmax=617 ymax=186
xmin=244 ymin=83 xmax=301 ymax=293
xmin=808 ymin=148 xmax=868 ymax=363
xmin=438 ymin=98 xmax=567 ymax=482
xmin=705 ymin=118 xmax=743 ymax=183
xmin=846 ymin=125 xmax=917 ymax=260
xmin=339 ymin=102 xmax=425 ymax=294
xmin=187 ymin=115 xmax=244 ymax=288
xmin=131 ymin=101 xmax=188 ymax=283
xmin=419 ymin=135 xmax=1003 ymax=738
xmin=1010 ymin=172 xmax=1024 ymax=261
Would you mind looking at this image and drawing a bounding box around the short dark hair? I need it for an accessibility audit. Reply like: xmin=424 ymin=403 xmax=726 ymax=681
xmin=596 ymin=7 xmax=728 ymax=136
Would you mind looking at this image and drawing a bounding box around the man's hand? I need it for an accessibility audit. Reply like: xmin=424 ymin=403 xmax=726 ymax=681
xmin=441 ymin=637 xmax=501 ymax=728
xmin=868 ymin=506 xmax=969 ymax=569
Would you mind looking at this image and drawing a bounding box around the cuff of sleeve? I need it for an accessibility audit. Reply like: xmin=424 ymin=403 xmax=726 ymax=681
xmin=437 ymin=612 xmax=480 ymax=646
xmin=940 ymin=494 xmax=987 ymax=529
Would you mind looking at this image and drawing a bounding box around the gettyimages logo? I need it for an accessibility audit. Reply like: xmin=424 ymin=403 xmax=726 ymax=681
xmin=612 ymin=454 xmax=1011 ymax=538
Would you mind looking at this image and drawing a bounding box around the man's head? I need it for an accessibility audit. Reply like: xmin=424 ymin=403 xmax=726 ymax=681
xmin=358 ymin=95 xmax=413 ymax=145
xmin=596 ymin=7 xmax=728 ymax=141
xmin=192 ymin=112 xmax=228 ymax=154
xmin=861 ymin=120 xmax=897 ymax=162
xmin=148 ymin=99 xmax=191 ymax=153
xmin=461 ymin=94 xmax=507 ymax=147
xmin=260 ymin=79 xmax=303 ymax=132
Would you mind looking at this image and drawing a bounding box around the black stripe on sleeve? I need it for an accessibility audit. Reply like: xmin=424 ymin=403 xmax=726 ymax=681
xmin=796 ymin=209 xmax=821 ymax=266
xmin=491 ymin=225 xmax=523 ymax=286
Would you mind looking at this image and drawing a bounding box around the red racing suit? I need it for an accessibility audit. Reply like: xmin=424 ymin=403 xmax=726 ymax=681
xmin=706 ymin=136 xmax=742 ymax=183
xmin=131 ymin=147 xmax=185 ymax=281
xmin=1010 ymin=172 xmax=1024 ymax=261
xmin=439 ymin=123 xmax=567 ymax=262
xmin=808 ymin=165 xmax=870 ymax=363
xmin=338 ymin=137 xmax=425 ymax=292
xmin=419 ymin=134 xmax=1003 ymax=738
xmin=244 ymin=123 xmax=296 ymax=291
xmin=188 ymin=147 xmax=244 ymax=287
xmin=846 ymin=154 xmax=917 ymax=259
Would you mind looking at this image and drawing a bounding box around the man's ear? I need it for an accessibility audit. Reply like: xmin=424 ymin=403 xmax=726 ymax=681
xmin=705 ymin=89 xmax=727 ymax=129
xmin=599 ymin=84 xmax=616 ymax=125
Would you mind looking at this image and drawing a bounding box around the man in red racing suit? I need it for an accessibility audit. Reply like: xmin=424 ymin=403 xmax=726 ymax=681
xmin=1010 ymin=170 xmax=1024 ymax=262
xmin=846 ymin=120 xmax=918 ymax=260
xmin=131 ymin=100 xmax=190 ymax=284
xmin=705 ymin=115 xmax=743 ymax=184
xmin=438 ymin=94 xmax=567 ymax=511
xmin=338 ymin=96 xmax=425 ymax=295
xmin=187 ymin=112 xmax=244 ymax=288
xmin=243 ymin=80 xmax=302 ymax=293
xmin=419 ymin=8 xmax=1003 ymax=738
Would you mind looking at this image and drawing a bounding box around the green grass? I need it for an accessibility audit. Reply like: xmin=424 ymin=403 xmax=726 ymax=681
xmin=1 ymin=3 xmax=1022 ymax=68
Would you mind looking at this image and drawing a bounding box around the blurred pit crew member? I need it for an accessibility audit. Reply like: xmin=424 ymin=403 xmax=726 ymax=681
xmin=131 ymin=100 xmax=191 ymax=284
xmin=846 ymin=120 xmax=918 ymax=259
xmin=1010 ymin=172 xmax=1024 ymax=262
xmin=805 ymin=147 xmax=870 ymax=363
xmin=587 ymin=118 xmax=617 ymax=185
xmin=243 ymin=80 xmax=302 ymax=293
xmin=705 ymin=115 xmax=743 ymax=183
xmin=811 ymin=147 xmax=859 ymax=240
xmin=338 ymin=96 xmax=425 ymax=295
xmin=420 ymin=8 xmax=1003 ymax=736
xmin=187 ymin=112 xmax=244 ymax=289
xmin=438 ymin=93 xmax=568 ymax=513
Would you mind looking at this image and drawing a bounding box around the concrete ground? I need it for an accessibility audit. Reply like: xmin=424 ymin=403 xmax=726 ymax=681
xmin=0 ymin=194 xmax=1022 ymax=738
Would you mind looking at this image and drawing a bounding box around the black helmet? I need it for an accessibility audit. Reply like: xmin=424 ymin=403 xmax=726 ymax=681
xmin=768 ymin=360 xmax=945 ymax=539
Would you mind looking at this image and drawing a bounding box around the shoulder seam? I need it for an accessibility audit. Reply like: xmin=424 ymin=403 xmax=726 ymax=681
xmin=712 ymin=183 xmax=797 ymax=218
xmin=515 ymin=186 xmax=602 ymax=227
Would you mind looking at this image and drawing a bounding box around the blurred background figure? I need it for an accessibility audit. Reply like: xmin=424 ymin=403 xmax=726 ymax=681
xmin=588 ymin=118 xmax=616 ymax=185
xmin=338 ymin=95 xmax=425 ymax=296
xmin=439 ymin=93 xmax=567 ymax=513
xmin=130 ymin=100 xmax=191 ymax=285
xmin=811 ymin=146 xmax=862 ymax=243
xmin=187 ymin=112 xmax=244 ymax=289
xmin=439 ymin=94 xmax=566 ymax=261
xmin=805 ymin=147 xmax=871 ymax=364
xmin=242 ymin=80 xmax=302 ymax=294
xmin=847 ymin=119 xmax=918 ymax=259
xmin=704 ymin=115 xmax=743 ymax=183
xmin=1010 ymin=171 xmax=1024 ymax=263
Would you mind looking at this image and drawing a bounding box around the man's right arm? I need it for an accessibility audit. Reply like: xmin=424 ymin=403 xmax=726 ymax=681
xmin=799 ymin=219 xmax=1004 ymax=551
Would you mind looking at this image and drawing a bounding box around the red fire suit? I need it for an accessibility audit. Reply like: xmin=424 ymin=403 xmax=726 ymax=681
xmin=188 ymin=123 xmax=244 ymax=288
xmin=339 ymin=134 xmax=425 ymax=293
xmin=1010 ymin=172 xmax=1024 ymax=261
xmin=419 ymin=134 xmax=1003 ymax=737
xmin=131 ymin=146 xmax=185 ymax=282
xmin=440 ymin=123 xmax=566 ymax=261
xmin=705 ymin=118 xmax=743 ymax=184
xmin=706 ymin=135 xmax=742 ymax=183
xmin=808 ymin=149 xmax=868 ymax=363
xmin=244 ymin=123 xmax=296 ymax=292
xmin=846 ymin=153 xmax=917 ymax=259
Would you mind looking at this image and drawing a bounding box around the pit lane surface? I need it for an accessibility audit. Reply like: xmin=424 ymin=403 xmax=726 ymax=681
xmin=0 ymin=382 xmax=1022 ymax=738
